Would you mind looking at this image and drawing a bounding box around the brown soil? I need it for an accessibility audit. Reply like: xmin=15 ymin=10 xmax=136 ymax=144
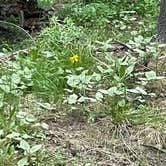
xmin=41 ymin=113 xmax=166 ymax=165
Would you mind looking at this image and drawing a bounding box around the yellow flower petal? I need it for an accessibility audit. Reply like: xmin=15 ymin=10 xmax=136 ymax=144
xmin=70 ymin=54 xmax=79 ymax=63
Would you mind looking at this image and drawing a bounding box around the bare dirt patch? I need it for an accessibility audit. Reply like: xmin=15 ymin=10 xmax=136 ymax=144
xmin=41 ymin=113 xmax=166 ymax=165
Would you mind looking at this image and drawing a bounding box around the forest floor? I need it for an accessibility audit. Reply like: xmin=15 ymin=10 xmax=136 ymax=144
xmin=0 ymin=1 xmax=166 ymax=166
xmin=35 ymin=64 xmax=166 ymax=165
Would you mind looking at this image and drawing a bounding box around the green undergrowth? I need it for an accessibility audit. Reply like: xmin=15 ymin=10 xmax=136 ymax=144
xmin=0 ymin=0 xmax=165 ymax=165
xmin=58 ymin=0 xmax=159 ymax=41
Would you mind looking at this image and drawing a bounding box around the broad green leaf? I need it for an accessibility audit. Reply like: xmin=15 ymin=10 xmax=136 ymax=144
xmin=25 ymin=114 xmax=36 ymax=122
xmin=118 ymin=99 xmax=126 ymax=107
xmin=67 ymin=94 xmax=78 ymax=104
xmin=120 ymin=25 xmax=127 ymax=30
xmin=22 ymin=134 xmax=33 ymax=139
xmin=125 ymin=65 xmax=134 ymax=76
xmin=76 ymin=67 xmax=84 ymax=71
xmin=57 ymin=67 xmax=64 ymax=75
xmin=11 ymin=73 xmax=21 ymax=84
xmin=145 ymin=71 xmax=156 ymax=80
xmin=134 ymin=35 xmax=144 ymax=43
xmin=119 ymin=65 xmax=126 ymax=77
xmin=134 ymin=48 xmax=146 ymax=57
xmin=40 ymin=122 xmax=49 ymax=130
xmin=97 ymin=66 xmax=105 ymax=73
xmin=0 ymin=52 xmax=5 ymax=57
xmin=6 ymin=132 xmax=20 ymax=139
xmin=107 ymin=87 xmax=117 ymax=95
xmin=30 ymin=144 xmax=42 ymax=154
xmin=79 ymin=71 xmax=91 ymax=84
xmin=78 ymin=96 xmax=86 ymax=103
xmin=127 ymin=88 xmax=139 ymax=94
xmin=20 ymin=140 xmax=30 ymax=152
xmin=92 ymin=73 xmax=101 ymax=81
xmin=136 ymin=87 xmax=147 ymax=95
xmin=158 ymin=43 xmax=166 ymax=48
xmin=0 ymin=130 xmax=3 ymax=136
xmin=67 ymin=75 xmax=80 ymax=87
xmin=95 ymin=92 xmax=103 ymax=101
xmin=85 ymin=163 xmax=91 ymax=166
xmin=42 ymin=51 xmax=54 ymax=58
xmin=108 ymin=87 xmax=123 ymax=95
xmin=17 ymin=157 xmax=28 ymax=166
xmin=0 ymin=84 xmax=10 ymax=93
xmin=127 ymin=87 xmax=147 ymax=95
xmin=88 ymin=97 xmax=97 ymax=102
xmin=98 ymin=89 xmax=109 ymax=95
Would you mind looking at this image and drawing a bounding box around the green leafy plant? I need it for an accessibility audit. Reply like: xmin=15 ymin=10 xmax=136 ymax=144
xmin=63 ymin=53 xmax=137 ymax=122
xmin=60 ymin=2 xmax=111 ymax=28
xmin=0 ymin=56 xmax=47 ymax=165
xmin=37 ymin=0 xmax=55 ymax=6
xmin=30 ymin=17 xmax=93 ymax=100
xmin=17 ymin=140 xmax=42 ymax=166
xmin=0 ymin=1 xmax=164 ymax=165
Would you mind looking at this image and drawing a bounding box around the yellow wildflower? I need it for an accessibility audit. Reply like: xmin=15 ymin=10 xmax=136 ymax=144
xmin=70 ymin=54 xmax=79 ymax=63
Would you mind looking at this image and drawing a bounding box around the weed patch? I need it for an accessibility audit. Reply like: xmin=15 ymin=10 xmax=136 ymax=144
xmin=0 ymin=0 xmax=165 ymax=165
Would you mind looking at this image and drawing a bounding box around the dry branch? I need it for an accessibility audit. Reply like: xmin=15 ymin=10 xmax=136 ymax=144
xmin=0 ymin=49 xmax=29 ymax=64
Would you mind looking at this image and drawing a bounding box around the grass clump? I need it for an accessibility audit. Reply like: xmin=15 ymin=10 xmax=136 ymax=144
xmin=30 ymin=17 xmax=93 ymax=101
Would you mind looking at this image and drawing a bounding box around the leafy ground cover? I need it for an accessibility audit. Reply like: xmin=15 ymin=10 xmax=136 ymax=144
xmin=0 ymin=0 xmax=165 ymax=165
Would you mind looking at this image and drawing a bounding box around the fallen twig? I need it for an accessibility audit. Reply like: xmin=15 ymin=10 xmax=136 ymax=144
xmin=113 ymin=40 xmax=135 ymax=52
xmin=142 ymin=144 xmax=166 ymax=153
xmin=158 ymin=55 xmax=166 ymax=60
xmin=0 ymin=49 xmax=29 ymax=64
xmin=0 ymin=21 xmax=34 ymax=41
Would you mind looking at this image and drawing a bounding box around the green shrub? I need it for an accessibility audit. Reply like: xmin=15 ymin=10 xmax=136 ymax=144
xmin=37 ymin=0 xmax=55 ymax=6
xmin=29 ymin=17 xmax=93 ymax=101
xmin=60 ymin=2 xmax=111 ymax=28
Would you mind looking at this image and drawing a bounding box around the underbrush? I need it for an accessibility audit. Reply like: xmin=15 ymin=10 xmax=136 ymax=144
xmin=0 ymin=0 xmax=165 ymax=165
xmin=59 ymin=0 xmax=159 ymax=40
xmin=0 ymin=66 xmax=47 ymax=165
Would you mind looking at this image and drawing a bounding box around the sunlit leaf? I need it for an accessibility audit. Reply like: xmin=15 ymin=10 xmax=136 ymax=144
xmin=95 ymin=92 xmax=103 ymax=101
xmin=30 ymin=144 xmax=42 ymax=154
xmin=17 ymin=157 xmax=28 ymax=166
xmin=25 ymin=114 xmax=36 ymax=122
xmin=145 ymin=70 xmax=156 ymax=80
xmin=20 ymin=140 xmax=30 ymax=152
xmin=67 ymin=94 xmax=78 ymax=104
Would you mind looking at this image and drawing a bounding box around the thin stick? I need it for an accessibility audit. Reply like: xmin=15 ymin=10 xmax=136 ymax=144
xmin=0 ymin=49 xmax=29 ymax=64
xmin=0 ymin=20 xmax=34 ymax=41
xmin=142 ymin=144 xmax=166 ymax=153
